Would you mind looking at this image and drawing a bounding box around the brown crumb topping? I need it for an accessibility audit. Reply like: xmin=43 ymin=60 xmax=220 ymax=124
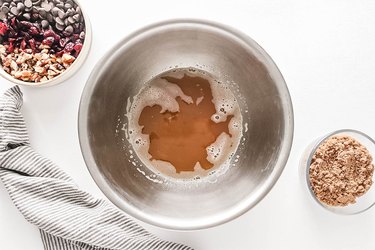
xmin=309 ymin=135 xmax=374 ymax=206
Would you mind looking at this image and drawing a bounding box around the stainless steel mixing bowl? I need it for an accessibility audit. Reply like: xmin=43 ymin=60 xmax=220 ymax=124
xmin=78 ymin=19 xmax=293 ymax=230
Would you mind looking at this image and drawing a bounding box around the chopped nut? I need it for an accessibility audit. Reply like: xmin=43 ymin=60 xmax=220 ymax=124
xmin=14 ymin=71 xmax=23 ymax=79
xmin=62 ymin=53 xmax=75 ymax=64
xmin=34 ymin=66 xmax=45 ymax=73
xmin=31 ymin=73 xmax=39 ymax=81
xmin=47 ymin=69 xmax=59 ymax=76
xmin=10 ymin=60 xmax=18 ymax=70
xmin=40 ymin=76 xmax=48 ymax=82
xmin=0 ymin=46 xmax=77 ymax=83
xmin=24 ymin=53 xmax=33 ymax=60
xmin=34 ymin=53 xmax=42 ymax=61
xmin=0 ymin=45 xmax=6 ymax=54
xmin=2 ymin=58 xmax=11 ymax=67
xmin=21 ymin=71 xmax=32 ymax=77
xmin=41 ymin=53 xmax=49 ymax=60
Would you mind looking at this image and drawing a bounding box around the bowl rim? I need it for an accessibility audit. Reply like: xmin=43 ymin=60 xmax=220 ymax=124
xmin=0 ymin=0 xmax=92 ymax=87
xmin=304 ymin=129 xmax=375 ymax=215
xmin=78 ymin=18 xmax=294 ymax=230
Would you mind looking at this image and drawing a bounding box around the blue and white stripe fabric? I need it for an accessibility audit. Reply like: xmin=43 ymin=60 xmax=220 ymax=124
xmin=0 ymin=86 xmax=192 ymax=250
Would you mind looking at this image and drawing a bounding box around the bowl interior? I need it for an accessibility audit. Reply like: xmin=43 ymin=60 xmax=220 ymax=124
xmin=79 ymin=20 xmax=293 ymax=229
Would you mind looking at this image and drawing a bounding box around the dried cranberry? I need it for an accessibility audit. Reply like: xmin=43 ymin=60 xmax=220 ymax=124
xmin=29 ymin=26 xmax=40 ymax=36
xmin=8 ymin=42 xmax=14 ymax=53
xmin=56 ymin=50 xmax=64 ymax=57
xmin=74 ymin=44 xmax=83 ymax=57
xmin=73 ymin=43 xmax=82 ymax=52
xmin=59 ymin=37 xmax=69 ymax=48
xmin=72 ymin=33 xmax=79 ymax=42
xmin=8 ymin=31 xmax=17 ymax=38
xmin=64 ymin=42 xmax=74 ymax=52
xmin=20 ymin=31 xmax=30 ymax=39
xmin=19 ymin=21 xmax=33 ymax=29
xmin=7 ymin=24 xmax=15 ymax=33
xmin=42 ymin=37 xmax=55 ymax=46
xmin=11 ymin=18 xmax=17 ymax=29
xmin=0 ymin=22 xmax=8 ymax=36
xmin=21 ymin=40 xmax=26 ymax=50
xmin=29 ymin=39 xmax=36 ymax=51
xmin=54 ymin=34 xmax=60 ymax=42
xmin=43 ymin=29 xmax=56 ymax=38
xmin=33 ymin=23 xmax=41 ymax=31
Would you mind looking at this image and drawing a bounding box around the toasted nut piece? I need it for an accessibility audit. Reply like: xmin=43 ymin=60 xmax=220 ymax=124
xmin=40 ymin=76 xmax=48 ymax=82
xmin=10 ymin=60 xmax=18 ymax=70
xmin=14 ymin=71 xmax=23 ymax=79
xmin=62 ymin=53 xmax=75 ymax=64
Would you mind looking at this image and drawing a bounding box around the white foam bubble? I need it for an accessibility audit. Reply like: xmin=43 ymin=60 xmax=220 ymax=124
xmin=144 ymin=160 xmax=212 ymax=179
xmin=206 ymin=132 xmax=233 ymax=164
xmin=133 ymin=78 xmax=191 ymax=114
xmin=196 ymin=96 xmax=204 ymax=105
xmin=244 ymin=122 xmax=248 ymax=133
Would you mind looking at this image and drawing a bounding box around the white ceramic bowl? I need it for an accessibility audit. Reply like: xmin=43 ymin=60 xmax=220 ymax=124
xmin=0 ymin=0 xmax=92 ymax=87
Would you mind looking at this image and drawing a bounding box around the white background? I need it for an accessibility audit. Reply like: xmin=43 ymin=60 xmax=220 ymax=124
xmin=1 ymin=0 xmax=375 ymax=249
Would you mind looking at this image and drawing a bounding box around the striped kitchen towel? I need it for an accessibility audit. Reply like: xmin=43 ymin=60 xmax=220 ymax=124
xmin=0 ymin=86 xmax=192 ymax=250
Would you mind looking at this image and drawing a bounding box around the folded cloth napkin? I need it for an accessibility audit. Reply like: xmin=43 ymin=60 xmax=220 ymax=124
xmin=0 ymin=86 xmax=192 ymax=250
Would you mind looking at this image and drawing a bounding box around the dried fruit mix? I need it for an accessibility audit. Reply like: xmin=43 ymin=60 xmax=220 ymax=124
xmin=0 ymin=0 xmax=86 ymax=83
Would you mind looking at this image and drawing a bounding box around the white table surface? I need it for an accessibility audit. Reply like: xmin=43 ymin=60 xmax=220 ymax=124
xmin=1 ymin=0 xmax=375 ymax=249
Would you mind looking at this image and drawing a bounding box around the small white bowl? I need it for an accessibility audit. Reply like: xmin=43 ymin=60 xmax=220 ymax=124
xmin=0 ymin=0 xmax=92 ymax=87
